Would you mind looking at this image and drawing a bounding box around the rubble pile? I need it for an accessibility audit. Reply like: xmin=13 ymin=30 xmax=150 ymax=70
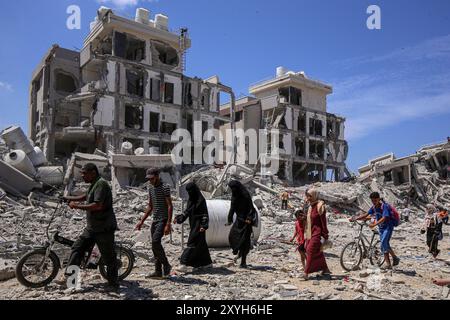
xmin=0 ymin=133 xmax=449 ymax=300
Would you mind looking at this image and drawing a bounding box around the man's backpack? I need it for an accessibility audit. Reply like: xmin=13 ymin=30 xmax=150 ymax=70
xmin=383 ymin=202 xmax=400 ymax=227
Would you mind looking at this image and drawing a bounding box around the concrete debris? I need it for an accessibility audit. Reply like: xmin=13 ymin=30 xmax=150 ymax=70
xmin=3 ymin=140 xmax=445 ymax=301
xmin=0 ymin=259 xmax=15 ymax=282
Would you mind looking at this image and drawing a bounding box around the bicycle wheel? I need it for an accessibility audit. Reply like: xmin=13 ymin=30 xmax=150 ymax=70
xmin=340 ymin=241 xmax=363 ymax=272
xmin=369 ymin=240 xmax=385 ymax=267
xmin=15 ymin=249 xmax=61 ymax=288
xmin=99 ymin=246 xmax=135 ymax=281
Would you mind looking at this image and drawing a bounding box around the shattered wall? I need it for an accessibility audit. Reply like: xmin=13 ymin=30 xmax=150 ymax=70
xmin=27 ymin=8 xmax=230 ymax=166
xmin=29 ymin=46 xmax=82 ymax=161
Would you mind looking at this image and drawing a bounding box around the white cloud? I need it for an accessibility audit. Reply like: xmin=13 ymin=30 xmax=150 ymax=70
xmin=0 ymin=81 xmax=13 ymax=92
xmin=97 ymin=0 xmax=158 ymax=9
xmin=329 ymin=34 xmax=450 ymax=141
xmin=333 ymin=34 xmax=450 ymax=69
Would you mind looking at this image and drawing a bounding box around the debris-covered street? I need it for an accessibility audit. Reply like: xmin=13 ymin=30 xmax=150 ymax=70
xmin=1 ymin=137 xmax=449 ymax=300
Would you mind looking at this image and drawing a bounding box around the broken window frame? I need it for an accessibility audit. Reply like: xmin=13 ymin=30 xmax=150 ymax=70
xmin=295 ymin=138 xmax=306 ymax=157
xmin=126 ymin=70 xmax=145 ymax=97
xmin=149 ymin=112 xmax=160 ymax=133
xmin=279 ymin=87 xmax=302 ymax=106
xmin=298 ymin=113 xmax=306 ymax=132
xmin=114 ymin=32 xmax=146 ymax=62
xmin=160 ymin=122 xmax=177 ymax=136
xmin=184 ymin=82 xmax=193 ymax=107
xmin=161 ymin=142 xmax=175 ymax=154
xmin=54 ymin=70 xmax=78 ymax=94
xmin=150 ymin=78 xmax=161 ymax=102
xmin=164 ymin=82 xmax=175 ymax=104
xmin=125 ymin=104 xmax=144 ymax=130
xmin=94 ymin=34 xmax=113 ymax=55
xmin=152 ymin=41 xmax=180 ymax=67
xmin=201 ymin=88 xmax=211 ymax=110
xmin=309 ymin=140 xmax=325 ymax=160
xmin=235 ymin=111 xmax=243 ymax=122
xmin=279 ymin=134 xmax=285 ymax=150
xmin=309 ymin=118 xmax=323 ymax=137
xmin=186 ymin=113 xmax=193 ymax=136
xmin=306 ymin=164 xmax=324 ymax=183
xmin=202 ymin=121 xmax=209 ymax=137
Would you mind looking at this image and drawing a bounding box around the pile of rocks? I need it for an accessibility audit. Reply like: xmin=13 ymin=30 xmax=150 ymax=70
xmin=0 ymin=139 xmax=449 ymax=300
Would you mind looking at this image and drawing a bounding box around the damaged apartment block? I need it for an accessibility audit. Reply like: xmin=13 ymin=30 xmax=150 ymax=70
xmin=358 ymin=140 xmax=450 ymax=208
xmin=220 ymin=67 xmax=350 ymax=184
xmin=26 ymin=6 xmax=350 ymax=190
xmin=28 ymin=7 xmax=231 ymax=177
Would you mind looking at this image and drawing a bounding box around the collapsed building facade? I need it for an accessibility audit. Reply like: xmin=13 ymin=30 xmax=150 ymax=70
xmin=220 ymin=67 xmax=349 ymax=184
xmin=29 ymin=7 xmax=231 ymax=165
xmin=358 ymin=140 xmax=450 ymax=209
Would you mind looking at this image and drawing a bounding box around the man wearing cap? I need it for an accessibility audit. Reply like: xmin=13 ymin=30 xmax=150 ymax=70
xmin=136 ymin=168 xmax=173 ymax=279
xmin=64 ymin=163 xmax=119 ymax=288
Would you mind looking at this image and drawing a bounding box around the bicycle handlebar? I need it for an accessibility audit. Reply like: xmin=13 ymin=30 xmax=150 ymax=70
xmin=349 ymin=219 xmax=368 ymax=227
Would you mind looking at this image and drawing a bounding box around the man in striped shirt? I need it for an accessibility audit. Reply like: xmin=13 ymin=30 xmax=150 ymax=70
xmin=136 ymin=168 xmax=173 ymax=279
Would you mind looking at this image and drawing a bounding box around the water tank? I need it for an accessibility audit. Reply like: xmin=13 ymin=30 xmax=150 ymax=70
xmin=121 ymin=142 xmax=134 ymax=155
xmin=134 ymin=147 xmax=145 ymax=156
xmin=4 ymin=150 xmax=36 ymax=177
xmin=154 ymin=14 xmax=169 ymax=30
xmin=0 ymin=126 xmax=34 ymax=154
xmin=204 ymin=200 xmax=262 ymax=248
xmin=28 ymin=146 xmax=48 ymax=167
xmin=35 ymin=166 xmax=64 ymax=186
xmin=98 ymin=6 xmax=111 ymax=18
xmin=135 ymin=8 xmax=150 ymax=24
xmin=276 ymin=66 xmax=288 ymax=78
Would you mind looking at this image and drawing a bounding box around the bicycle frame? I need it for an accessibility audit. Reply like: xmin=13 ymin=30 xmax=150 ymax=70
xmin=353 ymin=222 xmax=379 ymax=257
xmin=38 ymin=201 xmax=95 ymax=271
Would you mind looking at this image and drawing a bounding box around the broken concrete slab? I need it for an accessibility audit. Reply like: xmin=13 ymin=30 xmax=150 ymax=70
xmin=0 ymin=160 xmax=42 ymax=196
xmin=0 ymin=259 xmax=15 ymax=282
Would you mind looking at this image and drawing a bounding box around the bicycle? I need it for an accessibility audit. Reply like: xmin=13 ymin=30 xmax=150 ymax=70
xmin=340 ymin=220 xmax=385 ymax=272
xmin=15 ymin=199 xmax=135 ymax=288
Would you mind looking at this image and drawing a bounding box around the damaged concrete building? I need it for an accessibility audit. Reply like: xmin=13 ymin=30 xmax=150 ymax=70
xmin=358 ymin=140 xmax=450 ymax=208
xmin=221 ymin=67 xmax=349 ymax=185
xmin=29 ymin=7 xmax=231 ymax=166
xmin=24 ymin=7 xmax=350 ymax=190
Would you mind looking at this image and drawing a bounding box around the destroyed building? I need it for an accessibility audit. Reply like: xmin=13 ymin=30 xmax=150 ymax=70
xmin=358 ymin=140 xmax=450 ymax=209
xmin=28 ymin=7 xmax=231 ymax=165
xmin=220 ymin=67 xmax=350 ymax=184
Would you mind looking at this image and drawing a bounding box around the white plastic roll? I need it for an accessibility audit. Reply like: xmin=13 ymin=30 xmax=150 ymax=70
xmin=4 ymin=150 xmax=36 ymax=178
xmin=204 ymin=200 xmax=262 ymax=248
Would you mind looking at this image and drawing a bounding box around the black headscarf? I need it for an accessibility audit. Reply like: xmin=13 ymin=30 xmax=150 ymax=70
xmin=186 ymin=182 xmax=205 ymax=212
xmin=176 ymin=182 xmax=209 ymax=228
xmin=228 ymin=180 xmax=252 ymax=201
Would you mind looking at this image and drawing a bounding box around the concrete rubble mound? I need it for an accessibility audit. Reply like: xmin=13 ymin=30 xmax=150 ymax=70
xmin=1 ymin=129 xmax=449 ymax=300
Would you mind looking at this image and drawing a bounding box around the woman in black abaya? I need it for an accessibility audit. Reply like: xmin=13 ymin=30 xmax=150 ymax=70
xmin=174 ymin=182 xmax=212 ymax=268
xmin=227 ymin=180 xmax=257 ymax=268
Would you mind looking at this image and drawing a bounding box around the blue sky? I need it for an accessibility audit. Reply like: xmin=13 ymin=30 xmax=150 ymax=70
xmin=0 ymin=0 xmax=449 ymax=172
